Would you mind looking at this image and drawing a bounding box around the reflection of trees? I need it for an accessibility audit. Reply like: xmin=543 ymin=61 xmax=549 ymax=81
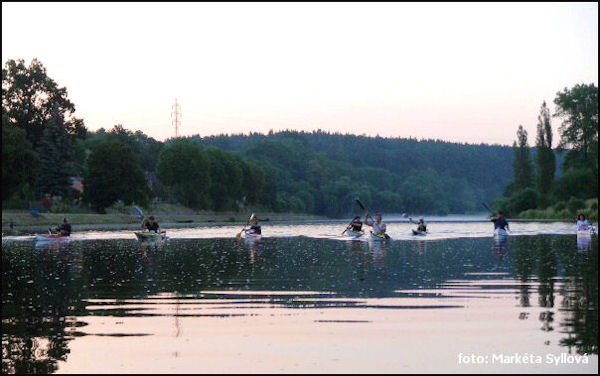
xmin=558 ymin=236 xmax=598 ymax=355
xmin=536 ymin=236 xmax=557 ymax=332
xmin=511 ymin=237 xmax=536 ymax=307
xmin=511 ymin=235 xmax=598 ymax=354
xmin=2 ymin=243 xmax=86 ymax=374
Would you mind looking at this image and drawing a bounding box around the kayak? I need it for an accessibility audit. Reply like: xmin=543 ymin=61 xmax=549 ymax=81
xmin=35 ymin=233 xmax=70 ymax=241
xmin=412 ymin=229 xmax=427 ymax=236
xmin=370 ymin=231 xmax=389 ymax=241
xmin=346 ymin=229 xmax=364 ymax=238
xmin=494 ymin=228 xmax=508 ymax=237
xmin=135 ymin=231 xmax=167 ymax=241
xmin=577 ymin=229 xmax=592 ymax=238
xmin=243 ymin=230 xmax=262 ymax=240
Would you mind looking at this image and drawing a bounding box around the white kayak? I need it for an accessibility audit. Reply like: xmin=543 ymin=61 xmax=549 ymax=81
xmin=494 ymin=228 xmax=508 ymax=237
xmin=35 ymin=234 xmax=70 ymax=242
xmin=243 ymin=230 xmax=262 ymax=240
xmin=135 ymin=231 xmax=167 ymax=241
xmin=577 ymin=229 xmax=592 ymax=238
xmin=412 ymin=229 xmax=427 ymax=236
xmin=370 ymin=231 xmax=389 ymax=241
xmin=345 ymin=229 xmax=364 ymax=238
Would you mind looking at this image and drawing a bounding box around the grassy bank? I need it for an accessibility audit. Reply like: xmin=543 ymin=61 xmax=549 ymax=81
xmin=518 ymin=198 xmax=598 ymax=221
xmin=1 ymin=209 xmax=325 ymax=235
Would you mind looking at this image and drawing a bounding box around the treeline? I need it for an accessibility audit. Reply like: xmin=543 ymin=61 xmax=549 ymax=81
xmin=187 ymin=131 xmax=515 ymax=216
xmin=493 ymin=83 xmax=598 ymax=219
xmin=2 ymin=59 xmax=264 ymax=213
xmin=4 ymin=58 xmax=522 ymax=217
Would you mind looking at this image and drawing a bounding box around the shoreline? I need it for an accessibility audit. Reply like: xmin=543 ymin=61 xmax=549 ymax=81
xmin=2 ymin=214 xmax=584 ymax=237
xmin=1 ymin=211 xmax=325 ymax=236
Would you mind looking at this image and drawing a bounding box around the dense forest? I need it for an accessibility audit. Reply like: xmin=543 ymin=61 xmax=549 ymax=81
xmin=186 ymin=131 xmax=515 ymax=216
xmin=3 ymin=58 xmax=595 ymax=218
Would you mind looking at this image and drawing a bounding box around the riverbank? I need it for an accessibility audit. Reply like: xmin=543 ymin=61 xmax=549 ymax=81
xmin=1 ymin=210 xmax=325 ymax=236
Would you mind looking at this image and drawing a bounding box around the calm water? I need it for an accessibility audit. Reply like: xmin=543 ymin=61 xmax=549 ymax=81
xmin=2 ymin=223 xmax=598 ymax=373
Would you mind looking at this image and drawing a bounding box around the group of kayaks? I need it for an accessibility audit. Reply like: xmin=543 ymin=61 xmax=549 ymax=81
xmin=34 ymin=231 xmax=168 ymax=243
xmin=345 ymin=230 xmax=392 ymax=241
xmin=32 ymin=222 xmax=595 ymax=243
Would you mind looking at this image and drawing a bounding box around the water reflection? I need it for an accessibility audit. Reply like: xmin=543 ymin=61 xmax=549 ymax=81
xmin=2 ymin=234 xmax=597 ymax=373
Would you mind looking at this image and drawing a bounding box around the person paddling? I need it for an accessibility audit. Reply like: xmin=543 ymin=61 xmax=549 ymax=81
xmin=410 ymin=218 xmax=427 ymax=232
xmin=490 ymin=211 xmax=509 ymax=232
xmin=54 ymin=217 xmax=72 ymax=236
xmin=365 ymin=212 xmax=387 ymax=237
xmin=245 ymin=216 xmax=261 ymax=235
xmin=346 ymin=216 xmax=363 ymax=233
xmin=576 ymin=213 xmax=590 ymax=231
xmin=141 ymin=216 xmax=160 ymax=233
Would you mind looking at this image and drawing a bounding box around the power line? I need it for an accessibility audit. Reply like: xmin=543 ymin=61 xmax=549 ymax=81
xmin=171 ymin=98 xmax=182 ymax=138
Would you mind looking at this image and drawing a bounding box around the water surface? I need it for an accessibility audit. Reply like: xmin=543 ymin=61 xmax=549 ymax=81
xmin=2 ymin=223 xmax=597 ymax=373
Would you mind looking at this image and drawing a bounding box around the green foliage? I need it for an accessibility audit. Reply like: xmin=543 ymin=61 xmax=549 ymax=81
xmin=554 ymin=83 xmax=598 ymax=171
xmin=2 ymin=115 xmax=37 ymax=201
xmin=1 ymin=58 xmax=86 ymax=148
xmin=551 ymin=167 xmax=598 ymax=202
xmin=84 ymin=141 xmax=148 ymax=212
xmin=34 ymin=105 xmax=75 ymax=197
xmin=566 ymin=197 xmax=586 ymax=215
xmin=512 ymin=125 xmax=534 ymax=192
xmin=50 ymin=200 xmax=73 ymax=214
xmin=535 ymin=101 xmax=555 ymax=195
xmin=192 ymin=131 xmax=511 ymax=216
xmin=493 ymin=188 xmax=539 ymax=217
xmin=156 ymin=139 xmax=210 ymax=209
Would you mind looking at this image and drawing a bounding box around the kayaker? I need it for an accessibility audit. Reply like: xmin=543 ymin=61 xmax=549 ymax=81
xmin=365 ymin=212 xmax=387 ymax=236
xmin=576 ymin=213 xmax=590 ymax=231
xmin=54 ymin=218 xmax=72 ymax=236
xmin=245 ymin=216 xmax=261 ymax=235
xmin=416 ymin=218 xmax=427 ymax=232
xmin=491 ymin=211 xmax=509 ymax=231
xmin=142 ymin=216 xmax=160 ymax=233
xmin=347 ymin=216 xmax=363 ymax=232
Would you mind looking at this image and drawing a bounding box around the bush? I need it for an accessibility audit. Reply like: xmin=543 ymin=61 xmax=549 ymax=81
xmin=552 ymin=168 xmax=598 ymax=201
xmin=553 ymin=201 xmax=567 ymax=212
xmin=50 ymin=201 xmax=72 ymax=213
xmin=567 ymin=197 xmax=586 ymax=215
xmin=506 ymin=188 xmax=539 ymax=216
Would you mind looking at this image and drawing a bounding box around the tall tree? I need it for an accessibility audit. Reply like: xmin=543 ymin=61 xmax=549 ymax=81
xmin=2 ymin=115 xmax=37 ymax=201
xmin=535 ymin=101 xmax=555 ymax=195
xmin=156 ymin=139 xmax=210 ymax=209
xmin=34 ymin=105 xmax=75 ymax=197
xmin=512 ymin=125 xmax=534 ymax=192
xmin=553 ymin=83 xmax=598 ymax=170
xmin=84 ymin=141 xmax=148 ymax=212
xmin=2 ymin=59 xmax=86 ymax=148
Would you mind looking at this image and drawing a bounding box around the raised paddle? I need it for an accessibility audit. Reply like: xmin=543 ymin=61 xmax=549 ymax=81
xmin=236 ymin=213 xmax=255 ymax=241
xmin=482 ymin=202 xmax=493 ymax=215
xmin=355 ymin=199 xmax=390 ymax=239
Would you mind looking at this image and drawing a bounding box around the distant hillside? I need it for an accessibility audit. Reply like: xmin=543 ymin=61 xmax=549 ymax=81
xmin=184 ymin=130 xmax=515 ymax=217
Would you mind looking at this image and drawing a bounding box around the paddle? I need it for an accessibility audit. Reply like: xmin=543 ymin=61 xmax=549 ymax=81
xmin=355 ymin=199 xmax=390 ymax=239
xmin=341 ymin=217 xmax=356 ymax=235
xmin=236 ymin=213 xmax=255 ymax=241
xmin=482 ymin=202 xmax=493 ymax=215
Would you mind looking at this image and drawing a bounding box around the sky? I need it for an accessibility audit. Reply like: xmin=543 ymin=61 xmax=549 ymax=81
xmin=2 ymin=2 xmax=598 ymax=145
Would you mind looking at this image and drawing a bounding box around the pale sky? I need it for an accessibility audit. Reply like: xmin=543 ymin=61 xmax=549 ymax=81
xmin=2 ymin=2 xmax=598 ymax=145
